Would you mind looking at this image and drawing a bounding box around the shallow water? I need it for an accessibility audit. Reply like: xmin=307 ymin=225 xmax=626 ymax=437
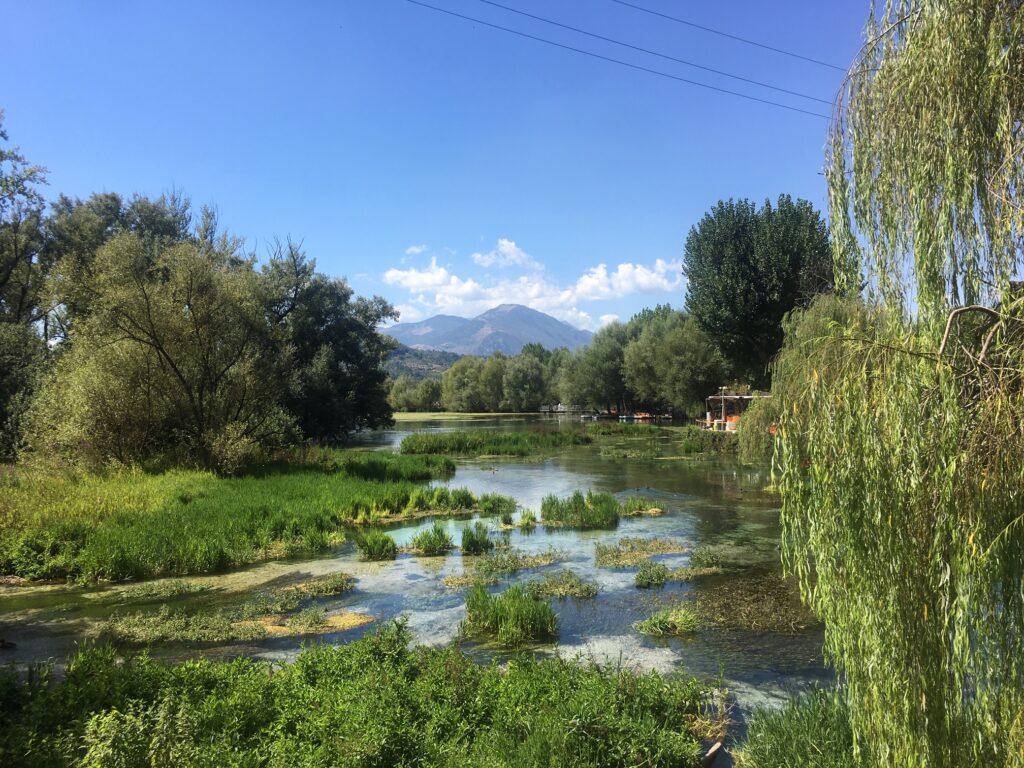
xmin=0 ymin=415 xmax=830 ymax=722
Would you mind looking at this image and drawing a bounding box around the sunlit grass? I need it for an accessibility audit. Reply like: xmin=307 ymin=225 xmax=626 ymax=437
xmin=462 ymin=584 xmax=558 ymax=647
xmin=399 ymin=430 xmax=591 ymax=456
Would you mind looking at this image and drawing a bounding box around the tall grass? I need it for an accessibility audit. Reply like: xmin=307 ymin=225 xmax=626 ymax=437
xmin=410 ymin=521 xmax=454 ymax=556
xmin=460 ymin=522 xmax=494 ymax=555
xmin=400 ymin=430 xmax=591 ymax=456
xmin=635 ymin=561 xmax=670 ymax=588
xmin=463 ymin=584 xmax=558 ymax=647
xmin=479 ymin=493 xmax=516 ymax=518
xmin=355 ymin=530 xmax=398 ymax=561
xmin=0 ymin=453 xmax=481 ymax=582
xmin=541 ymin=491 xmax=620 ymax=529
xmin=526 ymin=570 xmax=599 ymax=599
xmin=0 ymin=621 xmax=710 ymax=767
xmin=585 ymin=423 xmax=663 ymax=436
xmin=633 ymin=606 xmax=701 ymax=636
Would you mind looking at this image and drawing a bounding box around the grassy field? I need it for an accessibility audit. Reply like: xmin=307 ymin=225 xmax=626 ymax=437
xmin=399 ymin=430 xmax=592 ymax=456
xmin=0 ymin=620 xmax=715 ymax=768
xmin=0 ymin=451 xmax=507 ymax=582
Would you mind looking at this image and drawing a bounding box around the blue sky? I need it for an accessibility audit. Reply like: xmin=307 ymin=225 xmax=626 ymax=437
xmin=2 ymin=1 xmax=866 ymax=330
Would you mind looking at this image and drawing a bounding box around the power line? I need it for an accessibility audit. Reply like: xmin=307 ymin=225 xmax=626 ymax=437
xmin=474 ymin=0 xmax=832 ymax=106
xmin=609 ymin=0 xmax=846 ymax=72
xmin=400 ymin=0 xmax=831 ymax=120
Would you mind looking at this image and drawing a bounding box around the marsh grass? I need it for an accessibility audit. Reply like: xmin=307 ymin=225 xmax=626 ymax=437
xmin=595 ymin=537 xmax=688 ymax=567
xmin=694 ymin=569 xmax=817 ymax=633
xmin=635 ymin=561 xmax=670 ymax=588
xmin=399 ymin=430 xmax=591 ymax=456
xmin=541 ymin=491 xmax=620 ymax=529
xmin=526 ymin=570 xmax=599 ymax=599
xmin=734 ymin=689 xmax=860 ymax=768
xmin=355 ymin=529 xmax=398 ymax=561
xmin=586 ymin=423 xmax=663 ymax=436
xmin=463 ymin=584 xmax=558 ymax=647
xmin=479 ymin=493 xmax=516 ymax=519
xmin=118 ymin=579 xmax=209 ymax=601
xmin=633 ymin=606 xmax=701 ymax=636
xmin=460 ymin=522 xmax=494 ymax=555
xmin=286 ymin=607 xmax=327 ymax=632
xmin=0 ymin=452 xmax=478 ymax=582
xmin=622 ymin=496 xmax=663 ymax=516
xmin=475 ymin=547 xmax=564 ymax=578
xmin=410 ymin=521 xmax=454 ymax=556
xmin=0 ymin=621 xmax=711 ymax=767
xmin=688 ymin=545 xmax=724 ymax=569
xmin=518 ymin=509 xmax=537 ymax=529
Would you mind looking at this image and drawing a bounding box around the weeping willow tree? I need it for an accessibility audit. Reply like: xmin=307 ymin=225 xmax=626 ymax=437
xmin=777 ymin=2 xmax=1024 ymax=766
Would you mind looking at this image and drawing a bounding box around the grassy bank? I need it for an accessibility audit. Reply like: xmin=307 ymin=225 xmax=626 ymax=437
xmin=399 ymin=430 xmax=591 ymax=456
xmin=0 ymin=621 xmax=715 ymax=768
xmin=0 ymin=451 xmax=497 ymax=582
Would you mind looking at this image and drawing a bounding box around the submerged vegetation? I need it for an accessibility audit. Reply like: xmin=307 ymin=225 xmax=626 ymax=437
xmin=594 ymin=537 xmax=689 ymax=567
xmin=526 ymin=570 xmax=599 ymax=599
xmin=463 ymin=584 xmax=558 ymax=647
xmin=0 ymin=452 xmax=486 ymax=582
xmin=0 ymin=621 xmax=714 ymax=767
xmin=635 ymin=561 xmax=670 ymax=588
xmin=399 ymin=429 xmax=591 ymax=456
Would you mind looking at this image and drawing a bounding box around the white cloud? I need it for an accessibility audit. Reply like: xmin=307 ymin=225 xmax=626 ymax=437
xmin=471 ymin=238 xmax=542 ymax=271
xmin=405 ymin=244 xmax=427 ymax=255
xmin=383 ymin=242 xmax=683 ymax=331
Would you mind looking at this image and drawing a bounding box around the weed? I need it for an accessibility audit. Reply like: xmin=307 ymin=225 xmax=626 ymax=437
xmin=518 ymin=509 xmax=537 ymax=529
xmin=595 ymin=537 xmax=688 ymax=567
xmin=475 ymin=547 xmax=563 ymax=578
xmin=479 ymin=493 xmax=516 ymax=519
xmin=356 ymin=530 xmax=398 ymax=561
xmin=118 ymin=580 xmax=209 ymax=601
xmin=399 ymin=430 xmax=591 ymax=456
xmin=635 ymin=561 xmax=670 ymax=588
xmin=689 ymin=545 xmax=724 ymax=569
xmin=633 ymin=606 xmax=701 ymax=636
xmin=622 ymin=496 xmax=663 ymax=516
xmin=460 ymin=522 xmax=494 ymax=555
xmin=526 ymin=570 xmax=599 ymax=599
xmin=410 ymin=522 xmax=454 ymax=556
xmin=463 ymin=584 xmax=558 ymax=647
xmin=541 ymin=491 xmax=620 ymax=529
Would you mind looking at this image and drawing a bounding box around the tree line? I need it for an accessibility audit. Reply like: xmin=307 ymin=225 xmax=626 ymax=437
xmin=0 ymin=114 xmax=395 ymax=472
xmin=389 ymin=194 xmax=834 ymax=415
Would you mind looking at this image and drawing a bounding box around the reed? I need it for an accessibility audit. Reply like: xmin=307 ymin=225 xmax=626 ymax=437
xmin=410 ymin=521 xmax=454 ymax=556
xmin=526 ymin=570 xmax=599 ymax=599
xmin=540 ymin=491 xmax=620 ymax=529
xmin=463 ymin=584 xmax=558 ymax=647
xmin=399 ymin=430 xmax=591 ymax=456
xmin=635 ymin=561 xmax=670 ymax=588
xmin=355 ymin=529 xmax=398 ymax=561
xmin=633 ymin=606 xmax=701 ymax=636
xmin=460 ymin=522 xmax=494 ymax=555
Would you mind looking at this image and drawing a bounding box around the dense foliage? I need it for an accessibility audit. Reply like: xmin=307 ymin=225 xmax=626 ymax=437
xmin=772 ymin=2 xmax=1024 ymax=766
xmin=0 ymin=621 xmax=713 ymax=767
xmin=399 ymin=429 xmax=591 ymax=456
xmin=0 ymin=116 xmax=397 ymax=468
xmin=683 ymin=195 xmax=832 ymax=386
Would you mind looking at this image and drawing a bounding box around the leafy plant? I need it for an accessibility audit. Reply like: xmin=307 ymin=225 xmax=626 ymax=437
xmin=463 ymin=584 xmax=557 ymax=647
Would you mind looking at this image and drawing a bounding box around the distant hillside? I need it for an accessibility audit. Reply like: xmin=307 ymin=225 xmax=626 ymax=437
xmin=385 ymin=304 xmax=592 ymax=356
xmin=384 ymin=344 xmax=461 ymax=381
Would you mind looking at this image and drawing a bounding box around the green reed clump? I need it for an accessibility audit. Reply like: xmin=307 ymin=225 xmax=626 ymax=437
xmin=101 ymin=605 xmax=265 ymax=644
xmin=635 ymin=561 xmax=670 ymax=588
xmin=735 ymin=689 xmax=860 ymax=768
xmin=622 ymin=496 xmax=662 ymax=515
xmin=541 ymin=490 xmax=620 ymax=529
xmin=0 ymin=621 xmax=710 ymax=766
xmin=399 ymin=430 xmax=591 ymax=456
xmin=475 ymin=547 xmax=563 ymax=578
xmin=674 ymin=426 xmax=738 ymax=455
xmin=463 ymin=584 xmax=558 ymax=647
xmin=633 ymin=606 xmax=701 ymax=636
xmin=595 ymin=537 xmax=688 ymax=567
xmin=286 ymin=607 xmax=327 ymax=633
xmin=356 ymin=529 xmax=398 ymax=561
xmin=118 ymin=579 xmax=209 ymax=601
xmin=586 ymin=422 xmax=662 ymax=436
xmin=518 ymin=509 xmax=537 ymax=529
xmin=688 ymin=545 xmax=723 ymax=569
xmin=526 ymin=570 xmax=599 ymax=599
xmin=340 ymin=452 xmax=455 ymax=482
xmin=460 ymin=522 xmax=494 ymax=555
xmin=410 ymin=521 xmax=454 ymax=556
xmin=479 ymin=493 xmax=517 ymax=518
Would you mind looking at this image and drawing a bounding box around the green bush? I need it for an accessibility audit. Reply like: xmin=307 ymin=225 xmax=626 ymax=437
xmin=635 ymin=561 xmax=670 ymax=588
xmin=675 ymin=426 xmax=739 ymax=455
xmin=356 ymin=530 xmax=398 ymax=561
xmin=735 ymin=689 xmax=860 ymax=768
xmin=0 ymin=621 xmax=710 ymax=767
xmin=463 ymin=584 xmax=558 ymax=647
xmin=541 ymin=490 xmax=620 ymax=529
xmin=460 ymin=522 xmax=494 ymax=555
xmin=411 ymin=521 xmax=454 ymax=556
xmin=526 ymin=570 xmax=599 ymax=599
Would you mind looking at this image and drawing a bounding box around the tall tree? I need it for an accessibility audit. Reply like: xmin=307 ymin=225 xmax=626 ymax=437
xmin=683 ymin=195 xmax=831 ymax=386
xmin=777 ymin=3 xmax=1024 ymax=766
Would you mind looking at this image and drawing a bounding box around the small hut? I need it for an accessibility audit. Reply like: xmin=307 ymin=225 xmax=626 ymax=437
xmin=701 ymin=387 xmax=770 ymax=431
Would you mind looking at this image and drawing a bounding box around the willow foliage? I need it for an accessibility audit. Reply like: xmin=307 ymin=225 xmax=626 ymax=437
xmin=777 ymin=2 xmax=1024 ymax=766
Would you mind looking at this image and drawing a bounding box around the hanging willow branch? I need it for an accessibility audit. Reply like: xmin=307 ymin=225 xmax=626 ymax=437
xmin=777 ymin=2 xmax=1024 ymax=767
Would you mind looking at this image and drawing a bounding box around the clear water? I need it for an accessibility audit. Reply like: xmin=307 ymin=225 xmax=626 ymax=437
xmin=0 ymin=415 xmax=830 ymax=721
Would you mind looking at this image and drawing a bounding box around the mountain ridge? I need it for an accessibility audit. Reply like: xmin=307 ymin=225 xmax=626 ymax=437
xmin=385 ymin=304 xmax=592 ymax=356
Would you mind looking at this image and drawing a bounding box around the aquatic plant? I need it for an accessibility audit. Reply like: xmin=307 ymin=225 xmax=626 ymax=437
xmin=0 ymin=621 xmax=711 ymax=766
xmin=479 ymin=493 xmax=516 ymax=519
xmin=635 ymin=561 xmax=670 ymax=588
xmin=118 ymin=579 xmax=209 ymax=601
xmin=291 ymin=572 xmax=356 ymax=599
xmin=410 ymin=521 xmax=454 ymax=556
xmin=540 ymin=490 xmax=620 ymax=529
xmin=101 ymin=605 xmax=266 ymax=644
xmin=460 ymin=522 xmax=494 ymax=555
xmin=585 ymin=422 xmax=662 ymax=436
xmin=633 ymin=606 xmax=701 ymax=636
xmin=355 ymin=529 xmax=398 ymax=561
xmin=688 ymin=545 xmax=723 ymax=570
xmin=622 ymin=496 xmax=662 ymax=516
xmin=340 ymin=452 xmax=455 ymax=482
xmin=463 ymin=584 xmax=557 ymax=647
xmin=399 ymin=430 xmax=591 ymax=456
xmin=526 ymin=570 xmax=599 ymax=599
xmin=594 ymin=537 xmax=688 ymax=568
xmin=474 ymin=547 xmax=563 ymax=578
xmin=517 ymin=509 xmax=537 ymax=529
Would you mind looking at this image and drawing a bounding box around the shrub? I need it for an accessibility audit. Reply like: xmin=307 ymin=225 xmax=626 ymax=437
xmin=635 ymin=561 xmax=670 ymax=588
xmin=356 ymin=529 xmax=398 ymax=561
xmin=633 ymin=606 xmax=701 ymax=636
xmin=594 ymin=537 xmax=688 ymax=568
xmin=463 ymin=584 xmax=557 ymax=647
xmin=541 ymin=491 xmax=620 ymax=529
xmin=460 ymin=522 xmax=494 ymax=555
xmin=411 ymin=522 xmax=454 ymax=556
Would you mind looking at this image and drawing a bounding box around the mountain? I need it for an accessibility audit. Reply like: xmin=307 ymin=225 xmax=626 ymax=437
xmin=385 ymin=304 xmax=592 ymax=356
xmin=384 ymin=344 xmax=461 ymax=381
